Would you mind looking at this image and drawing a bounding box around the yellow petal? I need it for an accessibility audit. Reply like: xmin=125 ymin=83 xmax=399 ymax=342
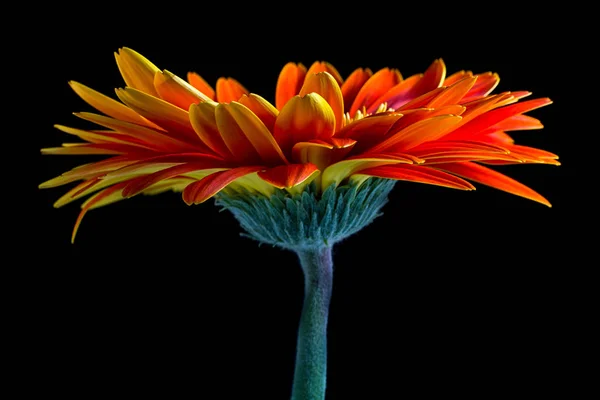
xmin=116 ymin=87 xmax=200 ymax=144
xmin=224 ymin=102 xmax=288 ymax=165
xmin=305 ymin=61 xmax=344 ymax=87
xmin=273 ymin=93 xmax=336 ymax=153
xmin=300 ymin=72 xmax=344 ymax=133
xmin=321 ymin=156 xmax=412 ymax=189
xmin=238 ymin=94 xmax=279 ymax=132
xmin=114 ymin=47 xmax=160 ymax=96
xmin=189 ymin=102 xmax=231 ymax=158
xmin=69 ymin=81 xmax=160 ymax=129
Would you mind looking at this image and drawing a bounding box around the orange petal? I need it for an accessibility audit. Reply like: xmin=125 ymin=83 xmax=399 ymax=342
xmin=69 ymin=81 xmax=159 ymax=129
xmin=336 ymin=113 xmax=403 ymax=153
xmin=300 ymin=72 xmax=345 ymax=133
xmin=395 ymin=87 xmax=445 ymax=111
xmin=223 ymin=102 xmax=288 ymax=165
xmin=187 ymin=72 xmax=216 ymax=100
xmin=214 ymin=103 xmax=261 ymax=163
xmin=481 ymin=114 xmax=543 ymax=134
xmin=367 ymin=74 xmax=422 ymax=113
xmin=305 ymin=61 xmax=344 ymax=86
xmin=427 ymin=76 xmax=478 ymax=108
xmin=460 ymin=72 xmax=500 ymax=103
xmin=258 ymin=163 xmax=319 ymax=189
xmin=356 ymin=164 xmax=475 ymax=190
xmin=443 ymin=70 xmax=473 ymax=86
xmin=114 ymin=48 xmax=160 ymax=96
xmin=123 ymin=162 xmax=223 ymax=198
xmin=154 ymin=70 xmax=215 ymax=110
xmin=376 ymin=59 xmax=446 ymax=112
xmin=276 ymin=62 xmax=307 ymax=110
xmin=182 ymin=166 xmax=264 ymax=205
xmin=75 ymin=112 xmax=193 ymax=152
xmin=506 ymin=145 xmax=560 ymax=165
xmin=216 ymin=77 xmax=249 ymax=103
xmin=273 ymin=93 xmax=336 ymax=153
xmin=448 ymin=98 xmax=553 ymax=140
xmin=341 ymin=68 xmax=373 ymax=113
xmin=350 ymin=68 xmax=403 ymax=116
xmin=115 ymin=87 xmax=202 ymax=145
xmin=189 ymin=102 xmax=232 ymax=158
xmin=238 ymin=94 xmax=279 ymax=132
xmin=385 ymin=105 xmax=466 ymax=138
xmin=369 ymin=115 xmax=463 ymax=153
xmin=434 ymin=161 xmax=551 ymax=206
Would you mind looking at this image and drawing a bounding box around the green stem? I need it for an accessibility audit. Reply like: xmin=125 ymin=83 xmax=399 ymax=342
xmin=291 ymin=246 xmax=333 ymax=400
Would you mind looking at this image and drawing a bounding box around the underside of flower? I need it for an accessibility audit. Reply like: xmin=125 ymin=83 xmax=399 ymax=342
xmin=217 ymin=178 xmax=395 ymax=250
xmin=39 ymin=48 xmax=559 ymax=242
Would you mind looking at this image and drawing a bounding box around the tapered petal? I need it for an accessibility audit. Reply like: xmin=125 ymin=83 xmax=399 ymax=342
xmin=434 ymin=162 xmax=551 ymax=206
xmin=223 ymin=102 xmax=288 ymax=164
xmin=447 ymin=98 xmax=552 ymax=140
xmin=305 ymin=61 xmax=344 ymax=86
xmin=72 ymin=182 xmax=129 ymax=243
xmin=341 ymin=68 xmax=373 ymax=113
xmin=189 ymin=102 xmax=232 ymax=158
xmin=427 ymin=76 xmax=478 ymax=108
xmin=69 ymin=81 xmax=159 ymax=129
xmin=154 ymin=70 xmax=215 ymax=110
xmin=368 ymin=115 xmax=463 ymax=153
xmin=187 ymin=72 xmax=216 ymax=100
xmin=123 ymin=162 xmax=227 ymax=197
xmin=39 ymin=156 xmax=137 ymax=188
xmin=274 ymin=93 xmax=336 ymax=153
xmin=75 ymin=112 xmax=193 ymax=152
xmin=300 ymin=72 xmax=344 ymax=133
xmin=356 ymin=164 xmax=475 ymax=190
xmin=182 ymin=166 xmax=264 ymax=204
xmin=114 ymin=47 xmax=160 ymax=96
xmin=376 ymin=59 xmax=446 ymax=111
xmin=216 ymin=77 xmax=249 ymax=103
xmin=276 ymin=62 xmax=307 ymax=110
xmin=115 ymin=87 xmax=202 ymax=145
xmin=258 ymin=163 xmax=319 ymax=188
xmin=460 ymin=72 xmax=500 ymax=103
xmin=214 ymin=104 xmax=262 ymax=163
xmin=238 ymin=94 xmax=279 ymax=132
xmin=350 ymin=68 xmax=403 ymax=116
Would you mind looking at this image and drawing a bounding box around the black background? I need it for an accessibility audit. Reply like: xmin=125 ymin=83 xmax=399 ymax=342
xmin=24 ymin=5 xmax=588 ymax=399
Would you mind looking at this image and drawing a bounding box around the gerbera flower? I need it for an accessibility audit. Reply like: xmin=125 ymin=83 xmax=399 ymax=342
xmin=39 ymin=47 xmax=557 ymax=399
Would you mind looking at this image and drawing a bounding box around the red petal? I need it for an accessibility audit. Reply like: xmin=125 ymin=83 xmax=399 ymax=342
xmin=357 ymin=164 xmax=474 ymax=190
xmin=434 ymin=162 xmax=552 ymax=206
xmin=123 ymin=162 xmax=223 ymax=197
xmin=447 ymin=98 xmax=552 ymax=140
xmin=258 ymin=163 xmax=319 ymax=188
xmin=182 ymin=166 xmax=264 ymax=205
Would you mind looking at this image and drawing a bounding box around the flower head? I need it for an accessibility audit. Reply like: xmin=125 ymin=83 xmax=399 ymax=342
xmin=40 ymin=48 xmax=558 ymax=243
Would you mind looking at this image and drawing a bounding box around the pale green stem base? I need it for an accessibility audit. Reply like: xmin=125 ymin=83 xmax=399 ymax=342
xmin=291 ymin=246 xmax=333 ymax=400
